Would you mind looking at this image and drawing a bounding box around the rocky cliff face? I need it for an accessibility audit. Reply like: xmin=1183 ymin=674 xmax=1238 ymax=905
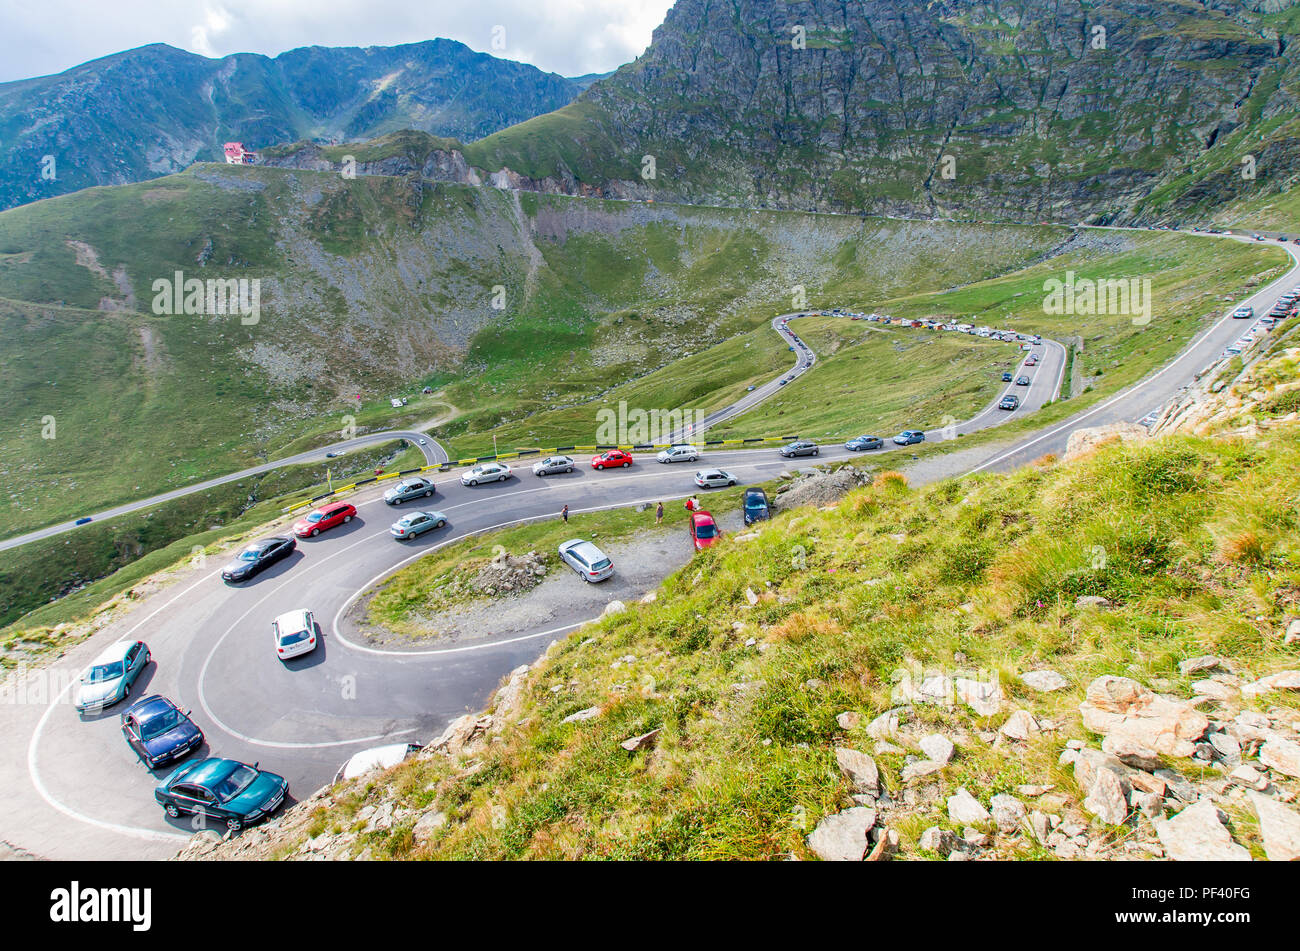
xmin=449 ymin=0 xmax=1300 ymax=223
xmin=0 ymin=39 xmax=580 ymax=212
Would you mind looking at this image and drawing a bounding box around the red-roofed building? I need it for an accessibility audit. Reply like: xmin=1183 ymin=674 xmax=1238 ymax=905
xmin=223 ymin=142 xmax=256 ymax=165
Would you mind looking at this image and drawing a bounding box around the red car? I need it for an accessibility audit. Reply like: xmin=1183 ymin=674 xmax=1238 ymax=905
xmin=689 ymin=511 xmax=721 ymax=551
xmin=293 ymin=501 xmax=357 ymax=537
xmin=591 ymin=450 xmax=634 ymax=470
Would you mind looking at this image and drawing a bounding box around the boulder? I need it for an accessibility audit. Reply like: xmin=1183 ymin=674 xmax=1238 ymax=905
xmin=1083 ymin=766 xmax=1131 ymax=825
xmin=1000 ymin=709 xmax=1041 ymax=741
xmin=620 ymin=728 xmax=661 ymax=752
xmin=411 ymin=810 xmax=448 ymax=844
xmin=866 ymin=708 xmax=906 ymax=739
xmin=1102 ymin=732 xmax=1163 ymax=771
xmin=836 ymin=711 xmax=862 ymax=730
xmin=1178 ymin=655 xmax=1221 ymax=676
xmin=902 ymin=759 xmax=946 ymax=782
xmin=562 ymin=705 xmax=602 ymax=724
xmin=1249 ymin=792 xmax=1300 ymax=862
xmin=955 ymin=677 xmax=1003 ymax=716
xmin=602 ymin=600 xmax=627 ymax=617
xmin=1074 ymin=595 xmax=1111 ymax=610
xmin=1155 ymin=801 xmax=1250 ymax=862
xmin=807 ymin=807 xmax=876 ymax=861
xmin=1260 ymin=737 xmax=1300 ymax=778
xmin=834 ymin=748 xmax=880 ymax=794
xmin=918 ymin=733 xmax=955 ymax=765
xmin=918 ymin=826 xmax=959 ymax=857
xmin=1242 ymin=670 xmax=1300 ymax=698
xmin=1079 ymin=675 xmax=1209 ymax=757
xmin=990 ymin=794 xmax=1026 ymax=833
xmin=947 ymin=788 xmax=991 ymax=825
xmin=1021 ymin=669 xmax=1069 ymax=693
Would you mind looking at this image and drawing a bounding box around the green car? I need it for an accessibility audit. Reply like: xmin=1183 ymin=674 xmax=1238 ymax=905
xmin=155 ymin=757 xmax=287 ymax=832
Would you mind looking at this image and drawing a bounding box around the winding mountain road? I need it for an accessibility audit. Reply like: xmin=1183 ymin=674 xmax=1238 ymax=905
xmin=2 ymin=230 xmax=1295 ymax=860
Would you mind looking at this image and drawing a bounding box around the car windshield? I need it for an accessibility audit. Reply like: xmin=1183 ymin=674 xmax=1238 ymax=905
xmin=745 ymin=498 xmax=766 ymax=509
xmin=280 ymin=631 xmax=310 ymax=645
xmin=212 ymin=765 xmax=258 ymax=802
xmin=695 ymin=524 xmax=716 ymax=539
xmin=139 ymin=708 xmax=183 ymax=740
xmin=238 ymin=548 xmax=261 ymax=561
xmin=86 ymin=662 xmax=123 ymax=683
xmin=592 ymin=558 xmax=612 ymax=570
xmin=306 ymin=512 xmax=325 ymax=522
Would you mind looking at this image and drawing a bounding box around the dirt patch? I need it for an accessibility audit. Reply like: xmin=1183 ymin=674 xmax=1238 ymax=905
xmin=346 ymin=511 xmax=743 ymax=649
xmin=773 ymin=464 xmax=870 ymax=511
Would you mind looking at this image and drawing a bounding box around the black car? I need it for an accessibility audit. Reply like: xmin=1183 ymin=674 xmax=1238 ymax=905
xmin=780 ymin=440 xmax=819 ymax=457
xmin=999 ymin=394 xmax=1020 ymax=410
xmin=121 ymin=695 xmax=204 ymax=769
xmin=220 ymin=536 xmax=296 ymax=583
xmin=1015 ymin=375 xmax=1031 ymax=386
xmin=743 ymin=487 xmax=771 ymax=524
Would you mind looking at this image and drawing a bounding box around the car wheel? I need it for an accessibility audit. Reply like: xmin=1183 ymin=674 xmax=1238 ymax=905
xmin=728 ymin=480 xmax=735 ymax=486
xmin=596 ymin=464 xmax=604 ymax=470
xmin=622 ymin=462 xmax=630 ymax=468
xmin=165 ymin=803 xmax=180 ymax=819
xmin=469 ymin=479 xmax=478 ymax=486
xmin=437 ymin=520 xmax=446 ymax=528
xmin=812 ymin=449 xmax=819 ymax=456
xmin=344 ymin=515 xmax=352 ymax=522
xmin=227 ymin=818 xmax=242 ymax=832
xmin=566 ymin=467 xmax=573 ymax=473
xmin=425 ymin=490 xmax=432 ymax=497
xmin=311 ymin=528 xmax=319 ymax=537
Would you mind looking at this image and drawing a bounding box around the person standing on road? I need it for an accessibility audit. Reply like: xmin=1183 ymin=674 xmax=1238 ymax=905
xmin=656 ymin=501 xmax=664 ymax=525
xmin=561 ymin=504 xmax=569 ymax=524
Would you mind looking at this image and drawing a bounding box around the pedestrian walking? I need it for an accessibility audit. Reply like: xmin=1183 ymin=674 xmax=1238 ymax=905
xmin=561 ymin=504 xmax=569 ymax=523
xmin=655 ymin=501 xmax=664 ymax=525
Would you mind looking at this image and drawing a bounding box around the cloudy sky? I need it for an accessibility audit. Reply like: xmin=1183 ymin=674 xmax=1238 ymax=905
xmin=0 ymin=0 xmax=676 ymax=82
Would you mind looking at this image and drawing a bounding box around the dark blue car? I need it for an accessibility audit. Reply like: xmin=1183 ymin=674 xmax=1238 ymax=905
xmin=121 ymin=695 xmax=203 ymax=770
xmin=743 ymin=487 xmax=770 ymax=525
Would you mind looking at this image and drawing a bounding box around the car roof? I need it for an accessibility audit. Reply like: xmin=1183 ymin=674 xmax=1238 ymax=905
xmin=182 ymin=757 xmax=242 ymax=787
xmin=692 ymin=511 xmax=716 ymax=524
xmin=341 ymin=742 xmax=418 ymax=779
xmin=91 ymin=639 xmax=138 ymax=664
xmin=125 ymin=694 xmax=174 ymax=719
xmin=273 ymin=609 xmax=311 ymax=631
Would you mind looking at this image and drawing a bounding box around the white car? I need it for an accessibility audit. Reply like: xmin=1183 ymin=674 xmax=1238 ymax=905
xmin=461 ymin=462 xmax=511 ymax=486
xmin=334 ymin=742 xmax=421 ymax=783
xmin=558 ymin=538 xmax=614 ymax=582
xmin=695 ymin=469 xmax=737 ymax=488
xmin=273 ymin=609 xmax=317 ymax=660
xmin=74 ymin=639 xmax=150 ymax=712
xmin=657 ymin=445 xmax=700 ymax=464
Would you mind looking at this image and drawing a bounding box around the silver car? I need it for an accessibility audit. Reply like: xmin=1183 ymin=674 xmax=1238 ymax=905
xmin=694 ymin=468 xmax=737 ymax=488
xmin=383 ymin=477 xmax=435 ymax=505
xmin=461 ymin=462 xmax=511 ymax=486
xmin=532 ymin=455 xmax=574 ymax=476
xmin=558 ymin=538 xmax=614 ymax=582
xmin=657 ymin=445 xmax=699 ymax=464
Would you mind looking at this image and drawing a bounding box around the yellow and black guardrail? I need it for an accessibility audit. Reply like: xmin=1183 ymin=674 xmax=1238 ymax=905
xmin=283 ymin=434 xmax=800 ymax=513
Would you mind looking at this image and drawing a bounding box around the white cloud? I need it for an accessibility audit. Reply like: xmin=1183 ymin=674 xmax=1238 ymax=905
xmin=0 ymin=0 xmax=677 ymax=82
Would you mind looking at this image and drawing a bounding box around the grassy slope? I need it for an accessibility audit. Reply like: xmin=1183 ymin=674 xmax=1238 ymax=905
xmin=288 ymin=421 xmax=1300 ymax=860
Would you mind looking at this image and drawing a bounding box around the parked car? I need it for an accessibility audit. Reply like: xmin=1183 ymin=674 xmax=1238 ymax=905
xmin=121 ymin=695 xmax=203 ymax=770
xmin=780 ymin=440 xmax=819 ymax=457
xmin=689 ymin=511 xmax=722 ymax=551
xmin=1016 ymin=375 xmax=1031 ymax=386
xmin=657 ymin=445 xmax=700 ymax=464
xmin=155 ymin=757 xmax=287 ymax=832
xmin=272 ymin=609 xmax=318 ymax=660
xmin=221 ymin=536 xmax=296 ymax=583
xmin=743 ymin=487 xmax=770 ymax=524
xmin=383 ymin=477 xmax=436 ymax=504
xmin=695 ymin=469 xmax=737 ymax=488
xmin=558 ymin=538 xmax=614 ymax=582
xmin=532 ymin=455 xmax=574 ymax=476
xmin=293 ymin=501 xmax=357 ymax=537
xmin=461 ymin=463 xmax=511 ymax=486
xmin=591 ymin=450 xmax=633 ymax=470
xmin=334 ymin=742 xmax=422 ymax=783
xmin=845 ymin=435 xmax=884 ymax=451
xmin=390 ymin=510 xmax=447 ymax=540
xmin=75 ymin=640 xmax=150 ymax=712
xmin=1232 ymin=305 xmax=1254 ymax=319
xmin=999 ymin=394 xmax=1020 ymax=410
xmin=1001 ymin=371 xmax=1014 ymax=382
xmin=893 ymin=430 xmax=925 ymax=445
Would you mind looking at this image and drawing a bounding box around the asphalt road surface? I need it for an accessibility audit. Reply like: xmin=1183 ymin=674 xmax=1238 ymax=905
xmin=3 ymin=230 xmax=1296 ymax=860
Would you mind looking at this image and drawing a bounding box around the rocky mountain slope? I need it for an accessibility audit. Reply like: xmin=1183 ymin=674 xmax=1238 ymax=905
xmin=180 ymin=320 xmax=1300 ymax=861
xmin=270 ymin=0 xmax=1300 ymax=226
xmin=0 ymin=39 xmax=580 ymax=211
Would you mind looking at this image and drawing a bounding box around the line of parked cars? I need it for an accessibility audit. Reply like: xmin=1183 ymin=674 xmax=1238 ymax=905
xmin=72 ymin=638 xmax=290 ymax=832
